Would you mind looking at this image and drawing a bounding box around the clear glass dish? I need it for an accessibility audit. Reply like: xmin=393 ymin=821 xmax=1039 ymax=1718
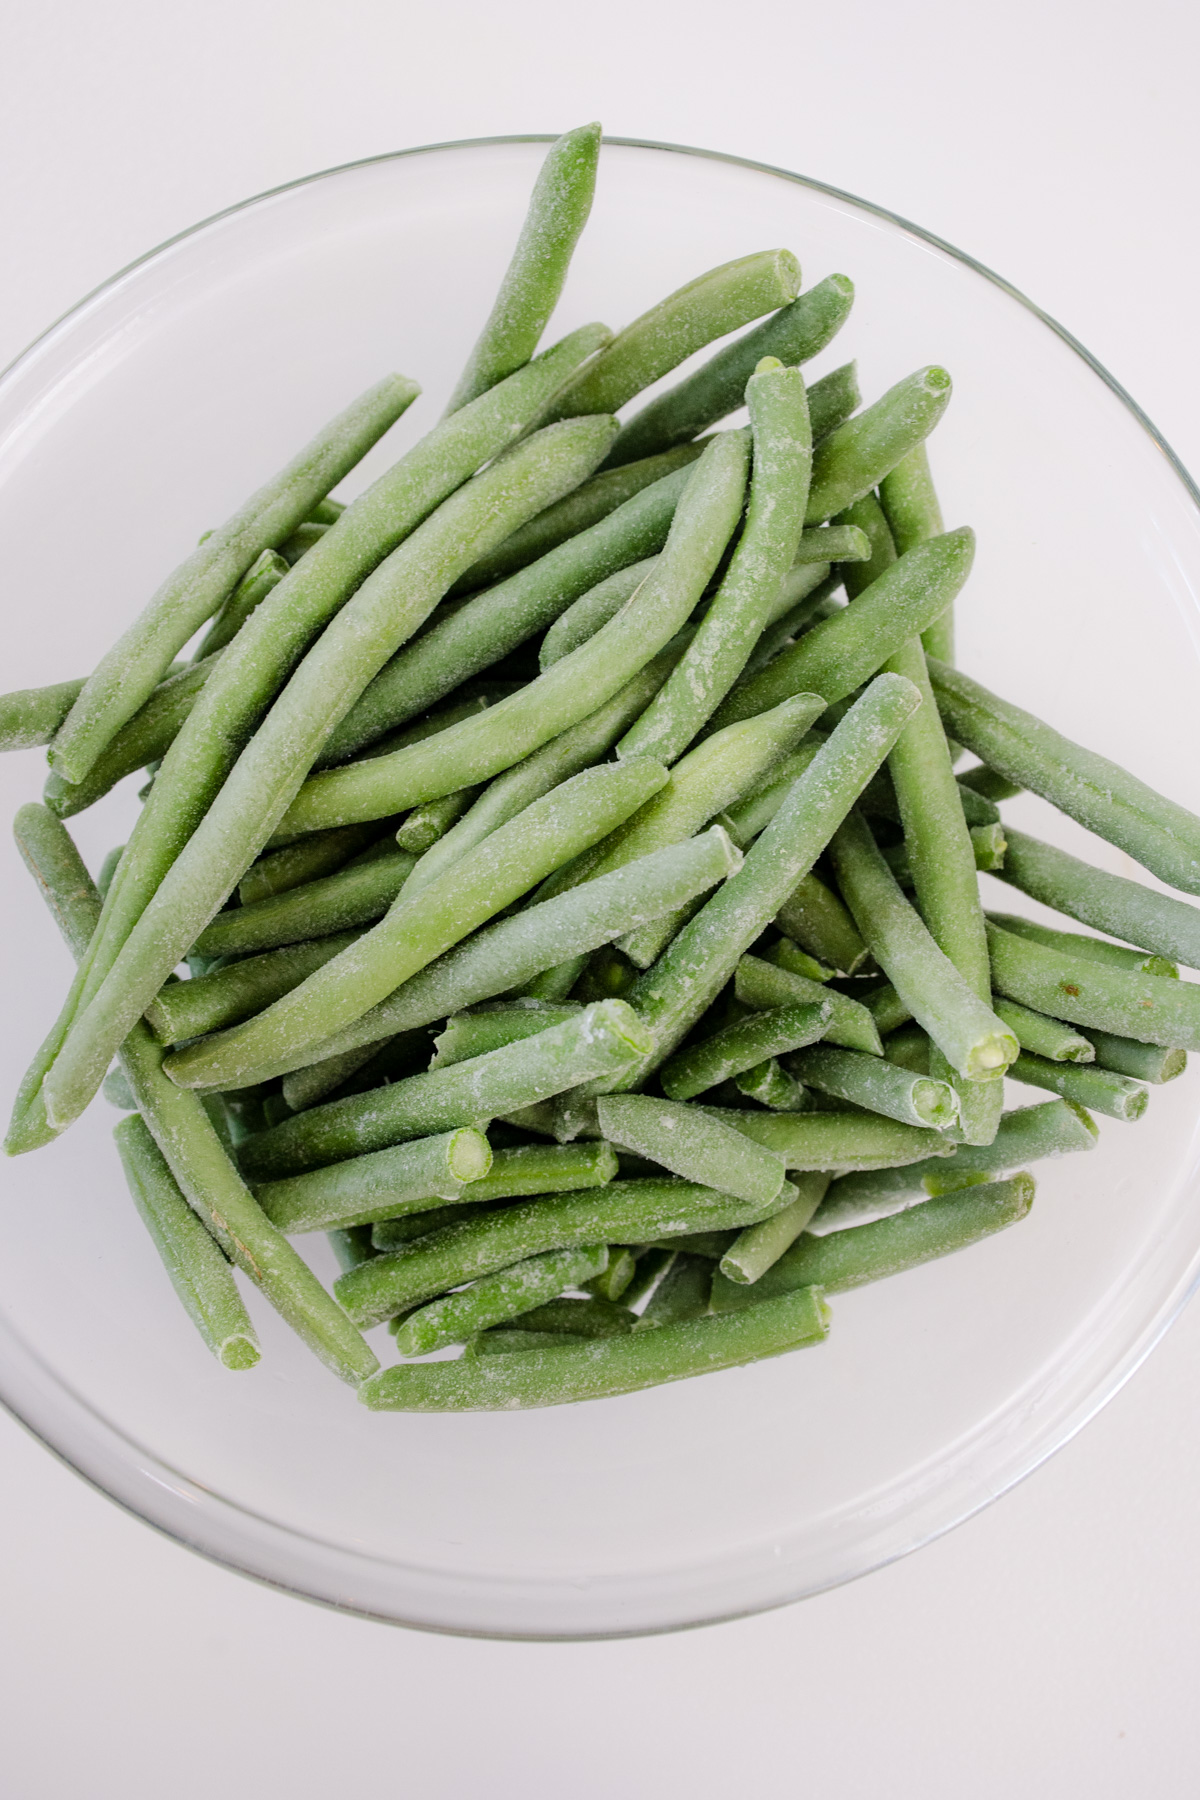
xmin=3 ymin=136 xmax=1200 ymax=1640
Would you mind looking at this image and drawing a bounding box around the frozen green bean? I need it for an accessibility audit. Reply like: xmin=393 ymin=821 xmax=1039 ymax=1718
xmin=239 ymin=822 xmax=390 ymax=903
xmin=445 ymin=123 xmax=602 ymax=414
xmin=705 ymin=1106 xmax=954 ymax=1171
xmin=372 ymin=1201 xmax=494 ymax=1252
xmin=238 ymin=999 xmax=651 ymax=1180
xmin=253 ymin=1127 xmax=493 ymax=1234
xmin=986 ymin=912 xmax=1177 ymax=979
xmin=274 ymin=432 xmax=750 ymax=834
xmin=1008 ymin=1051 xmax=1147 ymax=1121
xmin=432 ymin=1004 xmax=581 ymax=1068
xmin=584 ymin=1247 xmax=639 ymax=1303
xmin=194 ymin=847 xmax=418 ymax=958
xmin=993 ymin=998 xmax=1094 ymax=1063
xmin=929 ymin=659 xmax=1200 ymax=896
xmin=12 ymin=804 xmax=377 ymax=1383
xmin=328 ymin=1225 xmax=376 ymax=1274
xmin=499 ymin=1296 xmax=636 ymax=1337
xmin=1084 ymin=1029 xmax=1186 ymax=1084
xmin=986 ymin=920 xmax=1200 ymax=1050
xmin=0 ymin=676 xmax=86 ymax=752
xmin=395 ymin=1243 xmax=610 ymax=1356
xmin=882 ymin=822 xmax=1006 ymax=886
xmin=603 ymin=275 xmax=854 ymax=467
xmin=993 ymin=827 xmax=1200 ymax=971
xmin=719 ymin=741 xmax=825 ymax=843
xmin=539 ymin=558 xmax=656 ymax=668
xmin=114 ymin=1112 xmax=260 ymax=1369
xmin=710 ymin=1174 xmax=1033 ymax=1312
xmin=543 ymin=249 xmax=802 ymax=424
xmin=43 ymin=654 xmax=224 ymax=818
xmin=804 ymin=367 xmax=952 ymax=525
xmin=465 ymin=1141 xmax=619 ymax=1201
xmin=878 ymin=442 xmax=950 ymax=662
xmin=336 ymin=1176 xmax=783 ymax=1326
xmin=617 ymin=360 xmax=813 ymax=764
xmin=633 ymin=1252 xmax=712 ymax=1328
xmin=165 ymin=758 xmax=666 ymax=1091
xmin=810 ymin=1099 xmax=1095 ymax=1232
xmin=660 ymin=1000 xmax=830 ymax=1099
xmin=596 ymin=1094 xmax=791 ymax=1207
xmin=789 ymin=1043 xmax=958 ymax=1129
xmin=50 ymin=375 xmax=421 ymax=785
xmin=776 ymin=871 xmax=868 ymax=975
xmin=146 ymin=931 xmax=361 ymax=1045
xmin=193 ymin=549 xmax=291 ymax=662
xmin=735 ymin=953 xmax=883 ymax=1055
xmin=451 ymin=444 xmax=708 ymax=595
xmin=466 ymin=1329 xmax=582 ymax=1356
xmin=720 ymin=1172 xmax=830 ymax=1283
xmin=957 ymin=764 xmax=1021 ymax=803
xmin=361 ymin=1286 xmax=830 ymax=1410
xmin=708 ymin=528 xmax=975 ymax=732
xmin=278 ymin=521 xmax=331 ymax=564
xmin=830 ymin=811 xmax=1017 ymax=1081
xmin=734 ymin=1058 xmax=805 ymax=1109
xmin=258 ymin=829 xmax=742 ymax=1078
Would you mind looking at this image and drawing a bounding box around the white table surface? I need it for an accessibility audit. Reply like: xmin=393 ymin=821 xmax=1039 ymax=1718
xmin=3 ymin=3 xmax=1200 ymax=1792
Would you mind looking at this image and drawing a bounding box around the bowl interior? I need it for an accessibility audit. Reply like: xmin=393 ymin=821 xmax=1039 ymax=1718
xmin=3 ymin=138 xmax=1200 ymax=1638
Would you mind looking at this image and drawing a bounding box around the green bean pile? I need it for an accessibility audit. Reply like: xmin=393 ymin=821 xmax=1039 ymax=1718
xmin=5 ymin=122 xmax=1199 ymax=1411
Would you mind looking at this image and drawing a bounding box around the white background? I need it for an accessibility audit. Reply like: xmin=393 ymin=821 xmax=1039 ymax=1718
xmin=4 ymin=2 xmax=1200 ymax=1792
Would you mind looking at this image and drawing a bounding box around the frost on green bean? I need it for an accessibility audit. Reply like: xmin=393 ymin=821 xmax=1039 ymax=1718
xmin=596 ymin=1094 xmax=791 ymax=1208
xmin=394 ymin=1243 xmax=610 ymax=1356
xmin=253 ymin=1127 xmax=493 ymax=1234
xmin=993 ymin=827 xmax=1200 ymax=971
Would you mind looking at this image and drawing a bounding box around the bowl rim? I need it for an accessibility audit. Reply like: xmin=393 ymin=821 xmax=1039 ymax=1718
xmin=3 ymin=131 xmax=1200 ymax=1641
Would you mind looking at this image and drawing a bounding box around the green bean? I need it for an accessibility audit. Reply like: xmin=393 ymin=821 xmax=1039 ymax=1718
xmin=103 ymin=1064 xmax=136 ymax=1109
xmin=858 ymin=762 xmax=1001 ymax=829
xmin=50 ymin=375 xmax=421 ymax=785
xmin=41 ymin=419 xmax=622 ymax=1133
xmin=707 ymin=528 xmax=975 ymax=732
xmin=113 ymin=1113 xmax=260 ymax=1370
xmin=0 ymin=676 xmax=86 ymax=752
xmin=985 ymin=920 xmax=1200 ymax=1050
xmin=239 ymin=822 xmax=391 ymax=903
xmin=929 ymin=659 xmax=1200 ymax=896
xmin=539 ymin=559 xmax=656 ymax=668
xmin=192 ymin=548 xmax=291 ymax=662
xmin=602 ymin=276 xmax=854 ymax=467
xmin=14 ymin=331 xmax=612 ymax=1152
xmin=395 ymin=1243 xmax=609 ymax=1356
xmin=834 ymin=491 xmax=896 ymax=599
xmin=660 ymin=1000 xmax=830 ymax=1099
xmin=403 ymin=638 xmax=691 ymax=897
xmin=986 ymin=912 xmax=1178 ymax=979
xmin=734 ymin=1058 xmax=806 ymax=1109
xmin=720 ymin=1172 xmax=830 ymax=1283
xmin=710 ymin=1174 xmax=1033 ymax=1313
xmin=543 ymin=250 xmax=802 ymax=425
xmin=497 ymin=1296 xmax=636 ymax=1337
xmin=255 ymin=830 xmax=742 ymax=1081
xmin=736 ymin=574 xmax=841 ymax=683
xmin=466 ymin=1329 xmax=583 ymax=1356
xmin=804 ymin=367 xmax=951 ymax=525
xmin=167 ymin=756 xmax=667 ymax=1092
xmin=584 ymin=1247 xmax=639 ymax=1303
xmin=432 ymin=1003 xmax=580 ymax=1068
xmin=882 ymin=822 xmax=1006 ymax=886
xmin=775 ymin=871 xmax=869 ymax=975
xmin=810 ymin=1099 xmax=1095 ymax=1232
xmin=362 ymin=1286 xmax=829 ymax=1409
xmin=465 ymin=1141 xmax=619 ymax=1201
xmin=1008 ymin=1051 xmax=1147 ymax=1121
xmin=12 ymin=804 xmax=377 ymax=1382
xmin=830 ymin=811 xmax=1016 ymax=1081
xmin=704 ymin=1105 xmax=954 ymax=1171
xmin=788 ymin=1043 xmax=958 ymax=1129
xmin=451 ymin=444 xmax=709 ymax=595
xmin=274 ymin=432 xmax=750 ymax=835
xmin=336 ymin=1176 xmax=788 ymax=1326
xmin=194 ymin=848 xmax=418 ymax=959
xmin=596 ymin=1094 xmax=791 ymax=1207
xmin=718 ymin=741 xmax=825 ymax=844
xmin=992 ymin=827 xmax=1200 ymax=971
xmin=735 ymin=953 xmax=883 ymax=1055
xmin=373 ymin=1202 xmax=497 ymax=1252
xmin=792 ymin=526 xmax=869 ymax=566
xmin=519 ymin=957 xmax=590 ymax=1003
xmin=253 ymin=1127 xmax=493 ymax=1234
xmin=618 ymin=361 xmax=814 ymax=764
xmin=277 ymin=521 xmax=332 ymax=564
xmin=445 ymin=123 xmax=602 ymax=414
xmin=282 ymin=1030 xmax=436 ymax=1112
xmin=238 ymin=999 xmax=651 ymax=1181
xmin=567 ymin=673 xmax=922 ymax=1107
xmin=145 ymin=932 xmax=359 ymax=1045
xmin=395 ymin=788 xmax=479 ymax=853
xmin=651 ymin=1230 xmax=739 ymax=1259
xmin=993 ymin=998 xmax=1094 ymax=1063
xmin=878 ymin=442 xmax=950 ymax=662
xmin=957 ymin=764 xmax=1022 ymax=803
xmin=1084 ymin=1029 xmax=1186 ymax=1084
xmin=633 ymin=1252 xmax=712 ymax=1328
xmin=321 ymin=468 xmax=700 ymax=769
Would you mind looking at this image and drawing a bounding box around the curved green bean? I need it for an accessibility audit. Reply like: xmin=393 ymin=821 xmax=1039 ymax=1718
xmin=603 ymin=275 xmax=854 ymax=467
xmin=539 ymin=559 xmax=655 ymax=668
xmin=0 ymin=677 xmax=86 ymax=753
xmin=543 ymin=249 xmax=802 ymax=424
xmin=274 ymin=432 xmax=750 ymax=835
xmin=445 ymin=123 xmax=602 ymax=414
xmin=804 ymin=366 xmax=951 ymax=525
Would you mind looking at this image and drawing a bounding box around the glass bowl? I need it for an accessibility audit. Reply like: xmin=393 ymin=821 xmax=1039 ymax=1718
xmin=3 ymin=136 xmax=1200 ymax=1640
